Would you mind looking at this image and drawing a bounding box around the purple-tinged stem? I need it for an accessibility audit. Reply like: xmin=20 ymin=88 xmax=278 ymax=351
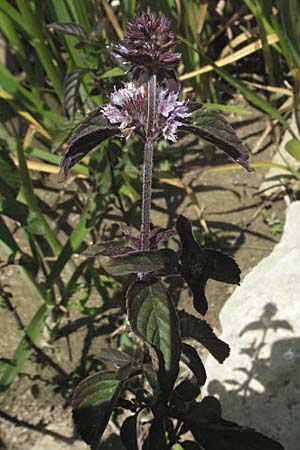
xmin=140 ymin=72 xmax=157 ymax=252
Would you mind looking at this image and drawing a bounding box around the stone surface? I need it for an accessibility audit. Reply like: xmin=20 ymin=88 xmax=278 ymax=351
xmin=204 ymin=201 xmax=300 ymax=450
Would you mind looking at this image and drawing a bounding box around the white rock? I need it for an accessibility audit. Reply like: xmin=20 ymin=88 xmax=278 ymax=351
xmin=204 ymin=201 xmax=300 ymax=450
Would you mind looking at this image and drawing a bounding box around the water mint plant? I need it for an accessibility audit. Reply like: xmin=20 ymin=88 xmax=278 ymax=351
xmin=61 ymin=12 xmax=283 ymax=450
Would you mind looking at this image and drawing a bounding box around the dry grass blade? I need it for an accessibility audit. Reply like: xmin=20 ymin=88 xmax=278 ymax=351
xmin=197 ymin=1 xmax=208 ymax=35
xmin=154 ymin=172 xmax=209 ymax=233
xmin=243 ymin=80 xmax=292 ymax=96
xmin=220 ymin=30 xmax=253 ymax=58
xmin=206 ymin=4 xmax=248 ymax=45
xmin=0 ymin=87 xmax=51 ymax=140
xmin=11 ymin=156 xmax=86 ymax=178
xmin=101 ymin=0 xmax=124 ymax=40
xmin=180 ymin=34 xmax=279 ymax=80
xmin=252 ymin=122 xmax=273 ymax=155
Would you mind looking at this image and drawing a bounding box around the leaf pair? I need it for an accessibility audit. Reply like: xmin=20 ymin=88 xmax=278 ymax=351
xmin=59 ymin=103 xmax=253 ymax=182
xmin=86 ymin=245 xmax=178 ymax=277
xmin=176 ymin=215 xmax=241 ymax=315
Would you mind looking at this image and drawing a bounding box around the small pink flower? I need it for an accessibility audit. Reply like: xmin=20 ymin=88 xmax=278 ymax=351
xmin=101 ymin=82 xmax=191 ymax=143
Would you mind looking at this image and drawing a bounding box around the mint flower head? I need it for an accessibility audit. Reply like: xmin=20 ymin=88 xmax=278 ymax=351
xmin=101 ymin=82 xmax=191 ymax=142
xmin=110 ymin=12 xmax=181 ymax=79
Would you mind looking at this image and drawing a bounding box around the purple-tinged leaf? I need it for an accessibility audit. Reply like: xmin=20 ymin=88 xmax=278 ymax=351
xmin=127 ymin=280 xmax=181 ymax=398
xmin=181 ymin=343 xmax=207 ymax=387
xmin=102 ymin=248 xmax=178 ymax=276
xmin=59 ymin=109 xmax=119 ymax=181
xmin=142 ymin=417 xmax=168 ymax=450
xmin=83 ymin=241 xmax=132 ymax=258
xmin=72 ymin=370 xmax=122 ymax=450
xmin=181 ymin=107 xmax=254 ymax=172
xmin=119 ymin=224 xmax=141 ymax=249
xmin=48 ymin=22 xmax=89 ymax=41
xmin=63 ymin=68 xmax=88 ymax=120
xmin=179 ymin=311 xmax=230 ymax=364
xmin=150 ymin=227 xmax=177 ymax=248
xmin=95 ymin=348 xmax=132 ymax=367
xmin=120 ymin=415 xmax=139 ymax=450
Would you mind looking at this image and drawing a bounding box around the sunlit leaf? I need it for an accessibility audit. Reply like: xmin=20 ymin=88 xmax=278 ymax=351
xmin=179 ymin=311 xmax=230 ymax=363
xmin=127 ymin=280 xmax=181 ymax=397
xmin=286 ymin=138 xmax=300 ymax=161
xmin=72 ymin=371 xmax=122 ymax=449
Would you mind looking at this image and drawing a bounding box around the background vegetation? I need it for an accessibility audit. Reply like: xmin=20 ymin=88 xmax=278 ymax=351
xmin=0 ymin=0 xmax=299 ymax=447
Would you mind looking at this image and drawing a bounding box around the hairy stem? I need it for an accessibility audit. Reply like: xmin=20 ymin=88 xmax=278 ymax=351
xmin=141 ymin=73 xmax=157 ymax=252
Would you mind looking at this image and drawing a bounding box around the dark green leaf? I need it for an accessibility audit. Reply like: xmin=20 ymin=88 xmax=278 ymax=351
xmin=181 ymin=343 xmax=207 ymax=386
xmin=279 ymin=0 xmax=300 ymax=70
xmin=175 ymin=378 xmax=200 ymax=402
xmin=120 ymin=415 xmax=138 ymax=450
xmin=179 ymin=311 xmax=230 ymax=363
xmin=176 ymin=215 xmax=212 ymax=315
xmin=142 ymin=418 xmax=168 ymax=450
xmin=127 ymin=280 xmax=181 ymax=397
xmin=102 ymin=248 xmax=179 ymax=276
xmin=59 ymin=109 xmax=119 ymax=181
xmin=0 ymin=199 xmax=28 ymax=224
xmin=176 ymin=215 xmax=240 ymax=315
xmin=190 ymin=413 xmax=284 ymax=450
xmin=181 ymin=107 xmax=253 ymax=172
xmin=181 ymin=441 xmax=202 ymax=450
xmin=72 ymin=371 xmax=122 ymax=450
xmin=48 ymin=22 xmax=89 ymax=40
xmin=0 ymin=150 xmax=20 ymax=198
xmin=203 ymin=249 xmax=240 ymax=284
xmin=63 ymin=68 xmax=87 ymax=120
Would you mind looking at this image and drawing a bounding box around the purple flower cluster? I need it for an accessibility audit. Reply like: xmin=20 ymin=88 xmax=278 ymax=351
xmin=101 ymin=82 xmax=191 ymax=142
xmin=110 ymin=12 xmax=180 ymax=79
